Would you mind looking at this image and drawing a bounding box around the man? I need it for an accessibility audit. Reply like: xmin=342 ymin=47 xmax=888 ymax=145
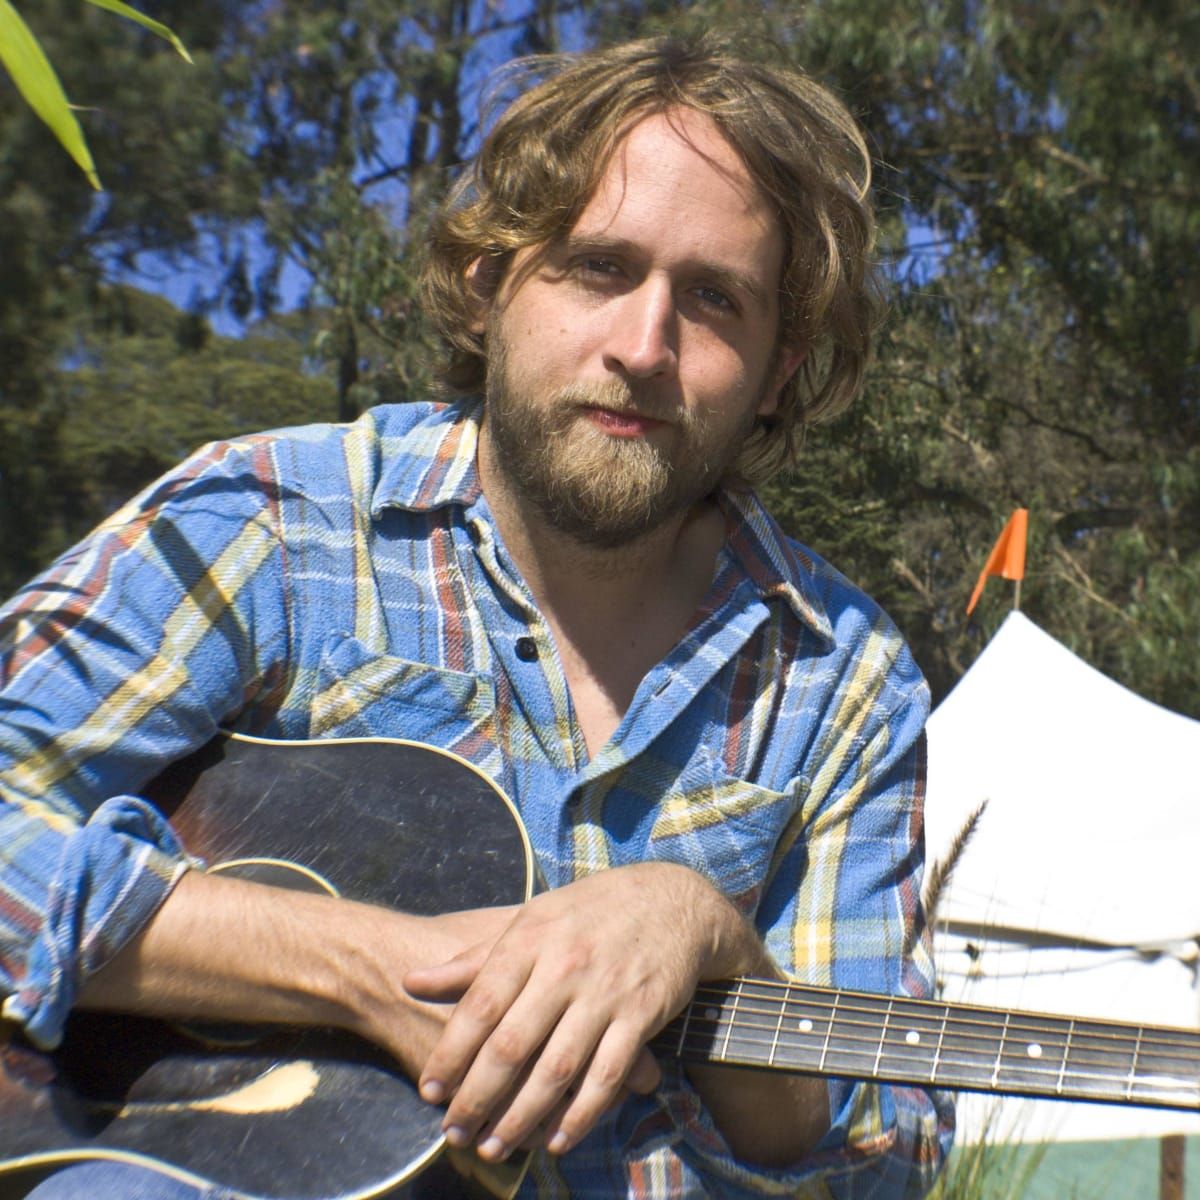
xmin=0 ymin=36 xmax=954 ymax=1199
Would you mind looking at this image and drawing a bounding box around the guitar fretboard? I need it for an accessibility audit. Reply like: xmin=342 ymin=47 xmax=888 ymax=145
xmin=652 ymin=979 xmax=1200 ymax=1111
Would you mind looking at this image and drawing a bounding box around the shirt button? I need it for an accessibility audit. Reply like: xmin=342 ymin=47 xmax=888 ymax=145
xmin=515 ymin=636 xmax=539 ymax=662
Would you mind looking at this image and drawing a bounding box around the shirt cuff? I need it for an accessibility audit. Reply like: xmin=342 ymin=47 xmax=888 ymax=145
xmin=2 ymin=796 xmax=191 ymax=1049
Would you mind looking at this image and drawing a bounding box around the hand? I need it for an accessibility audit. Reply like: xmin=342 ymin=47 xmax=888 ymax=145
xmin=404 ymin=862 xmax=764 ymax=1162
xmin=342 ymin=903 xmax=520 ymax=1084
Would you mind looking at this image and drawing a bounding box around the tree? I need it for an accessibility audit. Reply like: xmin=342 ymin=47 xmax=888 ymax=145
xmin=2 ymin=0 xmax=1196 ymax=715
xmin=0 ymin=0 xmax=565 ymax=592
xmin=0 ymin=0 xmax=190 ymax=188
xmin=623 ymin=0 xmax=1199 ymax=713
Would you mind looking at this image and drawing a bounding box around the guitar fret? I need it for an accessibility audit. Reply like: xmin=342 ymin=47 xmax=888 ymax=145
xmin=818 ymin=992 xmax=840 ymax=1073
xmin=934 ymin=1008 xmax=1006 ymax=1089
xmin=991 ymin=1012 xmax=1011 ymax=1089
xmin=675 ymin=997 xmax=693 ymax=1060
xmin=720 ymin=979 xmax=743 ymax=1064
xmin=931 ymin=1004 xmax=948 ymax=1084
xmin=992 ymin=1013 xmax=1070 ymax=1094
xmin=767 ymin=983 xmax=788 ymax=1068
xmin=1057 ymin=1020 xmax=1076 ymax=1096
xmin=872 ymin=998 xmax=894 ymax=1079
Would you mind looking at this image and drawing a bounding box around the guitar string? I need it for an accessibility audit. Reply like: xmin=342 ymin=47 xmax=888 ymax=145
xmin=659 ymin=1023 xmax=1200 ymax=1093
xmin=671 ymin=994 xmax=1200 ymax=1078
xmin=656 ymin=1016 xmax=1200 ymax=1098
xmin=686 ymin=985 xmax=1200 ymax=1060
xmin=677 ymin=1001 xmax=1200 ymax=1068
xmin=677 ymin=994 xmax=1200 ymax=1069
xmin=691 ymin=979 xmax=1200 ymax=1045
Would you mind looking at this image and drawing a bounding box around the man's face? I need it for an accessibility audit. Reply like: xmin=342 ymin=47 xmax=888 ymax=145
xmin=481 ymin=107 xmax=794 ymax=548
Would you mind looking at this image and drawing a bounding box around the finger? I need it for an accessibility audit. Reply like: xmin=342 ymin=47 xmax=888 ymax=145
xmin=438 ymin=988 xmax=573 ymax=1151
xmin=543 ymin=1021 xmax=647 ymax=1156
xmin=471 ymin=1007 xmax=603 ymax=1160
xmin=418 ymin=948 xmax=538 ymax=1111
xmin=517 ymin=1049 xmax=655 ymax=1148
xmin=404 ymin=941 xmax=490 ymax=1001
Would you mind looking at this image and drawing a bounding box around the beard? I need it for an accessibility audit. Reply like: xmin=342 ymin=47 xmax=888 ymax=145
xmin=484 ymin=342 xmax=761 ymax=550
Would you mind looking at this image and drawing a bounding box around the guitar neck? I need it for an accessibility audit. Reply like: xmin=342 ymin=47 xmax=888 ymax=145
xmin=652 ymin=978 xmax=1200 ymax=1112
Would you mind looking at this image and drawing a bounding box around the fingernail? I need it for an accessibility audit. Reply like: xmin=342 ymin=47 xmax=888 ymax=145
xmin=444 ymin=1124 xmax=470 ymax=1147
xmin=421 ymin=1079 xmax=446 ymax=1104
xmin=478 ymin=1135 xmax=507 ymax=1160
xmin=547 ymin=1131 xmax=570 ymax=1154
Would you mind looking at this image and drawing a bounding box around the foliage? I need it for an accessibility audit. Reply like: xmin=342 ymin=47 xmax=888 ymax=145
xmin=1 ymin=0 xmax=1196 ymax=716
xmin=0 ymin=0 xmax=189 ymax=188
xmin=926 ymin=1131 xmax=1048 ymax=1200
xmin=748 ymin=0 xmax=1200 ymax=713
xmin=46 ymin=287 xmax=334 ymax=547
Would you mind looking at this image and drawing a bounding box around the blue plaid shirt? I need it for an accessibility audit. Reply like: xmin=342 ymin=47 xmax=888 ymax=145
xmin=0 ymin=402 xmax=952 ymax=1197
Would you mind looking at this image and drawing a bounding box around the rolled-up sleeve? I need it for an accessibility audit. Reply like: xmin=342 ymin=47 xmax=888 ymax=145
xmin=0 ymin=438 xmax=289 ymax=1047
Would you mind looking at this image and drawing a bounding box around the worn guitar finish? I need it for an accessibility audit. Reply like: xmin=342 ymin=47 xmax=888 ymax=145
xmin=2 ymin=734 xmax=1199 ymax=1200
xmin=0 ymin=735 xmax=535 ymax=1200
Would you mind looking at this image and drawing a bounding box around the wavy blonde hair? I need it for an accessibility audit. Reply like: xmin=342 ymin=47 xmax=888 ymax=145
xmin=420 ymin=34 xmax=882 ymax=484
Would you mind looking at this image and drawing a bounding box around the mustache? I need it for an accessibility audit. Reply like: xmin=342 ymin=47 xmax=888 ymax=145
xmin=554 ymin=378 xmax=686 ymax=425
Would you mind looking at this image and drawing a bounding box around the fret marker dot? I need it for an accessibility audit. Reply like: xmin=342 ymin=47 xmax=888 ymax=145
xmin=705 ymin=1007 xmax=719 ymax=1021
xmin=798 ymin=1018 xmax=814 ymax=1033
xmin=905 ymin=1030 xmax=921 ymax=1046
xmin=1027 ymin=1043 xmax=1043 ymax=1059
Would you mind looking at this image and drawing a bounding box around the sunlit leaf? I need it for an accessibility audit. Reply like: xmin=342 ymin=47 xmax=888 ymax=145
xmin=82 ymin=0 xmax=193 ymax=63
xmin=0 ymin=0 xmax=100 ymax=188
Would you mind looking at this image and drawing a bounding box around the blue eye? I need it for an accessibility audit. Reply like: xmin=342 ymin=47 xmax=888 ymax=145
xmin=695 ymin=286 xmax=735 ymax=313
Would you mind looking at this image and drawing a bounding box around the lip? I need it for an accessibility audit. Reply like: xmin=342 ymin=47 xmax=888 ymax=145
xmin=581 ymin=406 xmax=668 ymax=437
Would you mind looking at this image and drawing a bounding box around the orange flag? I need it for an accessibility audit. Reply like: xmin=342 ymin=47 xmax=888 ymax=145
xmin=966 ymin=509 xmax=1028 ymax=615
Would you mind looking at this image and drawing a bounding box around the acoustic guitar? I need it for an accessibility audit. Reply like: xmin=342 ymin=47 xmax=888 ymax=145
xmin=1 ymin=733 xmax=1197 ymax=1199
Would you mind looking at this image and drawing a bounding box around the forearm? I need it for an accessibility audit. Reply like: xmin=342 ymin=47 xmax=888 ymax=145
xmin=80 ymin=871 xmax=348 ymax=1023
xmin=687 ymin=1063 xmax=830 ymax=1167
xmin=77 ymin=869 xmax=467 ymax=1082
xmin=679 ymin=886 xmax=831 ymax=1166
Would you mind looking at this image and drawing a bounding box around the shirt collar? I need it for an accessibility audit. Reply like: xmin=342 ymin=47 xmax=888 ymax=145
xmin=716 ymin=488 xmax=835 ymax=646
xmin=371 ymin=401 xmax=483 ymax=517
xmin=371 ymin=400 xmax=833 ymax=644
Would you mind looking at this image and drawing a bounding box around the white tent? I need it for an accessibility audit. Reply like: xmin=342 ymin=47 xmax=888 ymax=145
xmin=923 ymin=611 xmax=1200 ymax=1144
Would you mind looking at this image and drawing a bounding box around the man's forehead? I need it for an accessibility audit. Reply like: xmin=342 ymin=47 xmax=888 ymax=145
xmin=588 ymin=107 xmax=770 ymax=222
xmin=562 ymin=108 xmax=784 ymax=284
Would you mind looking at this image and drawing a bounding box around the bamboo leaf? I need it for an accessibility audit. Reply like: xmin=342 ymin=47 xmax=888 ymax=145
xmin=0 ymin=0 xmax=100 ymax=188
xmin=83 ymin=0 xmax=193 ymax=63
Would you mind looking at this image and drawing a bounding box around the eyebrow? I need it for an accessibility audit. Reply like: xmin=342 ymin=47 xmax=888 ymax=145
xmin=558 ymin=233 xmax=772 ymax=310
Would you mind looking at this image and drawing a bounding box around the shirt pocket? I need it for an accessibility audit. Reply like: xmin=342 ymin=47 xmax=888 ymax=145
xmin=309 ymin=632 xmax=495 ymax=749
xmin=646 ymin=766 xmax=794 ymax=916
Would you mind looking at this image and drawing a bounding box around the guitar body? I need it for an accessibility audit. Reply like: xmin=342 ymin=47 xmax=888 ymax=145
xmin=0 ymin=734 xmax=536 ymax=1200
xmin=3 ymin=735 xmax=1198 ymax=1197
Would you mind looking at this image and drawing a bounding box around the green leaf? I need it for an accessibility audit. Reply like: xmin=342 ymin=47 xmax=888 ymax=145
xmin=0 ymin=0 xmax=101 ymax=188
xmin=83 ymin=0 xmax=193 ymax=63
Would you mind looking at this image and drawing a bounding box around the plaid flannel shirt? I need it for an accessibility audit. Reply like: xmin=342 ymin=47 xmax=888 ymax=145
xmin=0 ymin=401 xmax=952 ymax=1197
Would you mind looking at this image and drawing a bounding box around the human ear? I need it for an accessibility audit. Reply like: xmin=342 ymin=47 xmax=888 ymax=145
xmin=757 ymin=345 xmax=806 ymax=417
xmin=465 ymin=258 xmax=490 ymax=335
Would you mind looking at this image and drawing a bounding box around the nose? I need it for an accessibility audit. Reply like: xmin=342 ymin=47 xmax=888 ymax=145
xmin=601 ymin=278 xmax=678 ymax=380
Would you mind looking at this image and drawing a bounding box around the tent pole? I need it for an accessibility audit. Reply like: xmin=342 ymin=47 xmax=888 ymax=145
xmin=1013 ymin=578 xmax=1022 ymax=612
xmin=1160 ymin=1133 xmax=1184 ymax=1200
